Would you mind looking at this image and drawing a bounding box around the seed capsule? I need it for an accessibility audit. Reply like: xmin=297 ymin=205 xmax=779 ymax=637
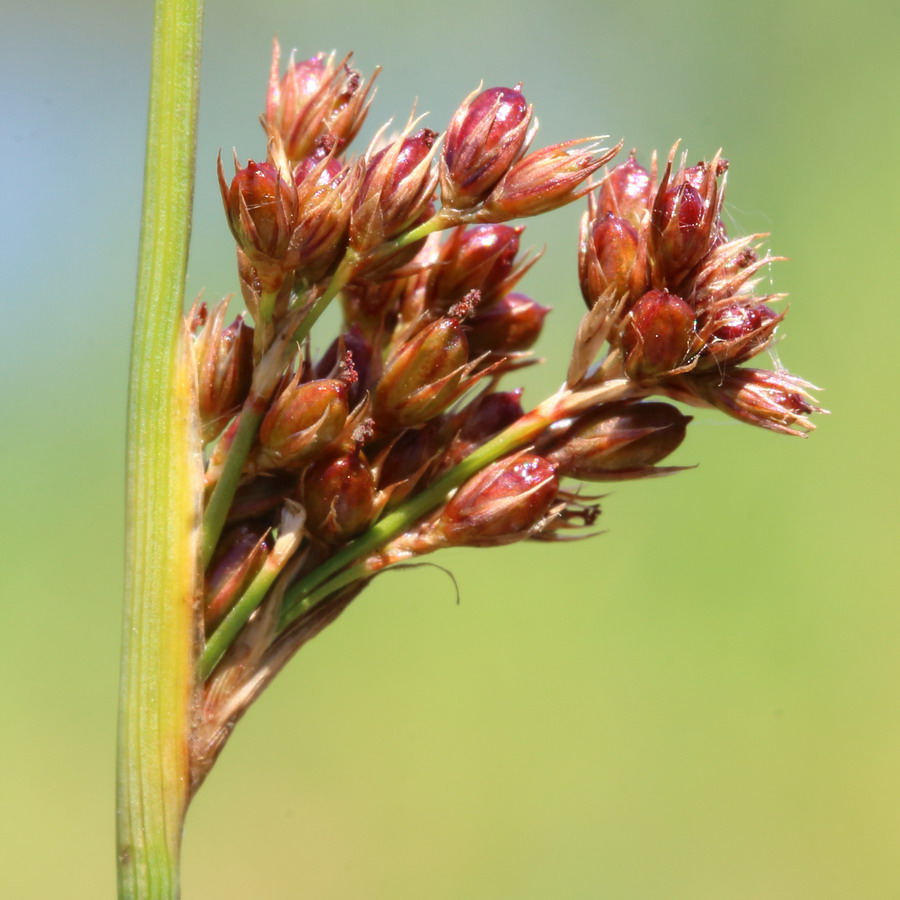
xmin=352 ymin=128 xmax=439 ymax=249
xmin=427 ymin=224 xmax=524 ymax=311
xmin=620 ymin=289 xmax=695 ymax=380
xmin=685 ymin=369 xmax=821 ymax=436
xmin=696 ymin=302 xmax=781 ymax=369
xmin=480 ymin=138 xmax=618 ymax=221
xmin=265 ymin=44 xmax=375 ymax=162
xmin=598 ymin=154 xmax=653 ymax=225
xmin=220 ymin=160 xmax=296 ymax=268
xmin=257 ymin=377 xmax=350 ymax=468
xmin=435 ymin=453 xmax=559 ymax=546
xmin=301 ymin=451 xmax=378 ymax=543
xmin=372 ymin=315 xmax=470 ymax=429
xmin=546 ymin=402 xmax=690 ymax=481
xmin=289 ymin=140 xmax=359 ymax=282
xmin=579 ymin=212 xmax=645 ymax=308
xmin=467 ymin=292 xmax=550 ymax=356
xmin=650 ymin=157 xmax=722 ymax=290
xmin=193 ymin=302 xmax=255 ymax=444
xmin=441 ymin=85 xmax=532 ymax=210
xmin=204 ymin=525 xmax=270 ymax=632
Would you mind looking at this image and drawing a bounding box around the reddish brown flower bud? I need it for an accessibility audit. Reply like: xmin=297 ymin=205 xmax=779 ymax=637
xmin=265 ymin=44 xmax=376 ymax=162
xmin=301 ymin=451 xmax=379 ymax=543
xmin=711 ymin=303 xmax=769 ymax=341
xmin=427 ymin=224 xmax=526 ymax=311
xmin=351 ymin=128 xmax=439 ymax=249
xmin=546 ymin=401 xmax=690 ymax=481
xmin=621 ymin=289 xmax=696 ymax=380
xmin=193 ymin=301 xmax=255 ymax=443
xmin=434 ymin=453 xmax=559 ymax=547
xmin=372 ymin=314 xmax=472 ymax=429
xmin=204 ymin=525 xmax=270 ymax=632
xmin=479 ymin=138 xmax=619 ymax=222
xmin=696 ymin=302 xmax=781 ymax=369
xmin=598 ymin=154 xmax=653 ymax=225
xmin=684 ymin=369 xmax=821 ymax=436
xmin=467 ymin=292 xmax=550 ymax=356
xmin=578 ymin=211 xmax=646 ymax=308
xmin=440 ymin=85 xmax=533 ymax=210
xmin=257 ymin=376 xmax=350 ymax=468
xmin=650 ymin=156 xmax=722 ymax=289
xmin=290 ymin=141 xmax=360 ymax=281
xmin=219 ymin=159 xmax=297 ymax=270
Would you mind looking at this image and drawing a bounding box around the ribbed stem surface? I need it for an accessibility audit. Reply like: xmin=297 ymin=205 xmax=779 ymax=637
xmin=117 ymin=0 xmax=204 ymax=896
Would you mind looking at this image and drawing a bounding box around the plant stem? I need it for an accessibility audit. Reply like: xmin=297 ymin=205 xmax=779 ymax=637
xmin=117 ymin=0 xmax=204 ymax=897
xmin=201 ymin=404 xmax=263 ymax=567
xmin=200 ymin=254 xmax=358 ymax=567
xmin=293 ymin=250 xmax=359 ymax=343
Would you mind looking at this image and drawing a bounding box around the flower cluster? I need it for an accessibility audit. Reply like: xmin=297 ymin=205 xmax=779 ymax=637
xmin=189 ymin=43 xmax=821 ymax=777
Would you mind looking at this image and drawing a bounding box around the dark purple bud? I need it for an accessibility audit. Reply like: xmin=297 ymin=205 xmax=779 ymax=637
xmin=315 ymin=326 xmax=373 ymax=404
xmin=459 ymin=390 xmax=525 ymax=444
xmin=444 ymin=389 xmax=525 ymax=466
xmin=226 ymin=474 xmax=294 ymax=524
xmin=379 ymin=421 xmax=446 ymax=505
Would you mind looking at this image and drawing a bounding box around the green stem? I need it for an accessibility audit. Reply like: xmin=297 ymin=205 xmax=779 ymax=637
xmin=380 ymin=209 xmax=457 ymax=254
xmin=198 ymin=541 xmax=293 ymax=680
xmin=117 ymin=0 xmax=204 ymax=897
xmin=201 ymin=405 xmax=263 ymax=567
xmin=293 ymin=251 xmax=359 ymax=342
xmin=277 ymin=379 xmax=631 ymax=630
xmin=201 ymin=254 xmax=358 ymax=567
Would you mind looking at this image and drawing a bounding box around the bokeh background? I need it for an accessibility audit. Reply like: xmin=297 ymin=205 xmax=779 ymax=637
xmin=2 ymin=0 xmax=898 ymax=896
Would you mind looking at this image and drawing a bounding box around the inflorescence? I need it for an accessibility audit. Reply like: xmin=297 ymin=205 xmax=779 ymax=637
xmin=190 ymin=43 xmax=822 ymax=780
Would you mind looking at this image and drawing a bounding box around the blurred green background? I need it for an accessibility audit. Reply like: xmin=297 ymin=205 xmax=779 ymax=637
xmin=2 ymin=0 xmax=898 ymax=896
